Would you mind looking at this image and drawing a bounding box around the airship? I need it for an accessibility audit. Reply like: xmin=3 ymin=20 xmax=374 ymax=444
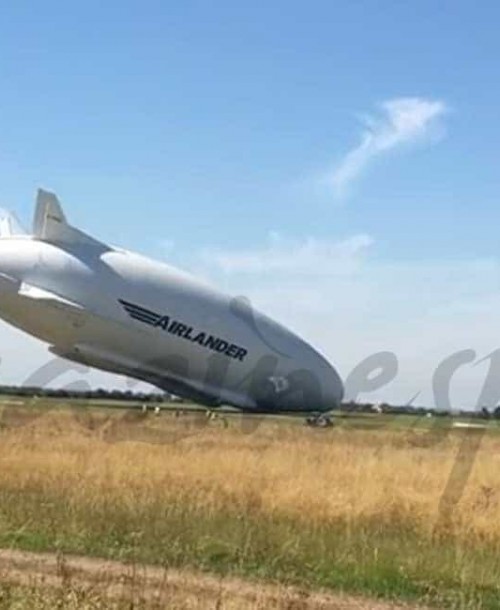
xmin=0 ymin=190 xmax=343 ymax=422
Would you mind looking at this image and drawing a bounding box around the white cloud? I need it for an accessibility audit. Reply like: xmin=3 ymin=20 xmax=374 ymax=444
xmin=191 ymin=234 xmax=500 ymax=410
xmin=200 ymin=232 xmax=373 ymax=275
xmin=329 ymin=97 xmax=447 ymax=197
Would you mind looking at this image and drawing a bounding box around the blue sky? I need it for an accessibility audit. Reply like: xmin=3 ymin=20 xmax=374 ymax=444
xmin=0 ymin=1 xmax=500 ymax=408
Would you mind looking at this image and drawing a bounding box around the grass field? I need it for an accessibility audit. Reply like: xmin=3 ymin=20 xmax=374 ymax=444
xmin=0 ymin=400 xmax=498 ymax=608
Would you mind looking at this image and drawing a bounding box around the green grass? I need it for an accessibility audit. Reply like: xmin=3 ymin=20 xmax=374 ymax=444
xmin=0 ymin=487 xmax=498 ymax=609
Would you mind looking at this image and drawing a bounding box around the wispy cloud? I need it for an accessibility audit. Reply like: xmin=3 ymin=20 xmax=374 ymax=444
xmin=191 ymin=233 xmax=500 ymax=408
xmin=200 ymin=232 xmax=373 ymax=276
xmin=328 ymin=97 xmax=447 ymax=197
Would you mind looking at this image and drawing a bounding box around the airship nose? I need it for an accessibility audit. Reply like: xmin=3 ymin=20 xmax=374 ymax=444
xmin=276 ymin=346 xmax=343 ymax=414
xmin=309 ymin=351 xmax=344 ymax=411
xmin=323 ymin=360 xmax=344 ymax=409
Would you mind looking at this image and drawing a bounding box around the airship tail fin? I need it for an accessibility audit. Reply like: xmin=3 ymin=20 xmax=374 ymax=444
xmin=33 ymin=189 xmax=66 ymax=236
xmin=34 ymin=189 xmax=109 ymax=249
xmin=0 ymin=210 xmax=27 ymax=238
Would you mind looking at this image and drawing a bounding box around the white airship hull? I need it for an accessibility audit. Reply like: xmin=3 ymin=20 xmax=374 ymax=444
xmin=0 ymin=191 xmax=344 ymax=414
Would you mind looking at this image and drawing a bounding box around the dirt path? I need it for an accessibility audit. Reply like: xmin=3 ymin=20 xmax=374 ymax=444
xmin=0 ymin=548 xmax=424 ymax=609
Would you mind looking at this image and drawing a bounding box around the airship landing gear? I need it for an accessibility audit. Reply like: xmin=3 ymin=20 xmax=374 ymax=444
xmin=204 ymin=408 xmax=228 ymax=428
xmin=305 ymin=413 xmax=333 ymax=428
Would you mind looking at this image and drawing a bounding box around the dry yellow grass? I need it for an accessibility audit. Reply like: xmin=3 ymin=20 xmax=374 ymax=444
xmin=0 ymin=406 xmax=497 ymax=542
xmin=0 ymin=404 xmax=498 ymax=607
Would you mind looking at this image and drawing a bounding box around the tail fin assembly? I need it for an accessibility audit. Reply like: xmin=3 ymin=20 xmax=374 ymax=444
xmin=33 ymin=189 xmax=67 ymax=238
xmin=33 ymin=189 xmax=109 ymax=250
xmin=0 ymin=210 xmax=27 ymax=238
